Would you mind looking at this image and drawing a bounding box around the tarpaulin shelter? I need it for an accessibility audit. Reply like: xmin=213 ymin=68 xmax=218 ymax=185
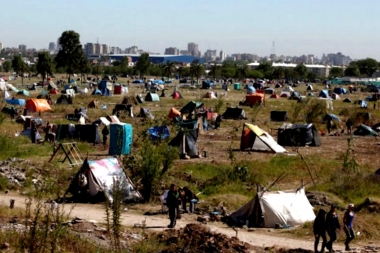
xmin=354 ymin=124 xmax=378 ymax=136
xmin=106 ymin=115 xmax=121 ymax=124
xmin=137 ymin=108 xmax=154 ymax=119
xmin=169 ymin=129 xmax=199 ymax=158
xmin=240 ymin=123 xmax=287 ymax=153
xmin=227 ymin=188 xmax=315 ymax=228
xmin=145 ymin=92 xmax=160 ymax=102
xmin=148 ymin=126 xmax=170 ymax=141
xmin=280 ymin=92 xmax=290 ymax=98
xmin=48 ymin=81 xmax=58 ymax=90
xmin=203 ymin=91 xmax=217 ymax=99
xmin=264 ymin=88 xmax=275 ymax=94
xmin=222 ymin=107 xmax=246 ymax=120
xmin=180 ymin=101 xmax=204 ymax=114
xmin=202 ymin=80 xmax=214 ymax=89
xmin=277 ymin=123 xmax=321 ymax=147
xmin=333 ymin=87 xmax=347 ymax=95
xmin=318 ymin=90 xmax=329 ymax=98
xmin=57 ymin=94 xmax=73 ymax=104
xmin=92 ymin=89 xmax=102 ymax=95
xmin=270 ymin=111 xmax=289 ymax=122
xmin=283 ymin=86 xmax=294 ymax=92
xmin=323 ymin=114 xmax=341 ymax=122
xmin=169 ymin=108 xmax=181 ymax=119
xmin=270 ymin=94 xmax=280 ymax=99
xmin=136 ymin=94 xmax=144 ymax=103
xmin=20 ymin=128 xmax=42 ymax=142
xmin=64 ymin=158 xmax=141 ymax=203
xmin=247 ymin=86 xmax=256 ymax=94
xmin=121 ymin=96 xmax=139 ymax=105
xmin=16 ymin=116 xmax=43 ymax=126
xmin=50 ymin=89 xmax=59 ymax=94
xmin=244 ymin=93 xmax=265 ymax=106
xmin=172 ymin=91 xmax=183 ymax=99
xmin=25 ymin=99 xmax=52 ymax=112
xmin=17 ymin=89 xmax=30 ymax=96
xmin=98 ymin=80 xmax=113 ymax=93
xmin=5 ymin=99 xmax=26 ymax=106
xmin=112 ymin=104 xmax=133 ymax=117
xmin=109 ymin=123 xmax=133 ymax=155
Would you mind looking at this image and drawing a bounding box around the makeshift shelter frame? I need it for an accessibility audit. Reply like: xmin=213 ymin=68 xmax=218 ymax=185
xmin=49 ymin=142 xmax=84 ymax=166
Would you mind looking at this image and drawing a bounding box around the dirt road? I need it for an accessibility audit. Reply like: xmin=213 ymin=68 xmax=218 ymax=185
xmin=0 ymin=193 xmax=353 ymax=251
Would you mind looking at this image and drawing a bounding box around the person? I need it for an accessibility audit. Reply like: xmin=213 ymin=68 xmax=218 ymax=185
xmin=23 ymin=107 xmax=27 ymax=116
xmin=326 ymin=120 xmax=332 ymax=134
xmin=165 ymin=184 xmax=180 ymax=228
xmin=326 ymin=204 xmax=341 ymax=252
xmin=10 ymin=106 xmax=16 ymax=120
xmin=181 ymin=186 xmax=199 ymax=213
xmin=313 ymin=209 xmax=327 ymax=253
xmin=102 ymin=125 xmax=109 ymax=148
xmin=343 ymin=203 xmax=355 ymax=251
xmin=346 ymin=119 xmax=353 ymax=135
xmin=31 ymin=120 xmax=37 ymax=144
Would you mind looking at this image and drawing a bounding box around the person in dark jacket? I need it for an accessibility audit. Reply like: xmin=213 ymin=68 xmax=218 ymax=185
xmin=181 ymin=186 xmax=199 ymax=213
xmin=313 ymin=209 xmax=327 ymax=253
xmin=326 ymin=204 xmax=341 ymax=252
xmin=165 ymin=184 xmax=180 ymax=228
xmin=343 ymin=203 xmax=355 ymax=251
xmin=102 ymin=125 xmax=109 ymax=148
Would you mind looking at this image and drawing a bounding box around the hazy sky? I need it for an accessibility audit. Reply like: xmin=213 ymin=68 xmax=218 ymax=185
xmin=1 ymin=0 xmax=379 ymax=60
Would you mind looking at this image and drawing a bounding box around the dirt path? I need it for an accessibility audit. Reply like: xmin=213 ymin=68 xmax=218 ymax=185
xmin=0 ymin=193 xmax=356 ymax=251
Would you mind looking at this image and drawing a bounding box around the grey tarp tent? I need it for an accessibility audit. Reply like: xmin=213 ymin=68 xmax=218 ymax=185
xmin=169 ymin=129 xmax=199 ymax=158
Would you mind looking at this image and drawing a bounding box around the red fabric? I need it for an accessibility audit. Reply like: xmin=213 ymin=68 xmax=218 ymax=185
xmin=245 ymin=93 xmax=265 ymax=105
xmin=240 ymin=128 xmax=251 ymax=150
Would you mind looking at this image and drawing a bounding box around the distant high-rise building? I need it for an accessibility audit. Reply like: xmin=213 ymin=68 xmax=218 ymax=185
xmin=125 ymin=46 xmax=138 ymax=54
xmin=179 ymin=50 xmax=188 ymax=55
xmin=48 ymin=42 xmax=56 ymax=51
xmin=219 ymin=50 xmax=226 ymax=61
xmin=109 ymin=47 xmax=121 ymax=54
xmin=94 ymin=43 xmax=102 ymax=55
xmin=204 ymin=49 xmax=217 ymax=62
xmin=187 ymin=42 xmax=199 ymax=57
xmin=84 ymin=43 xmax=95 ymax=55
xmin=0 ymin=41 xmax=3 ymax=51
xmin=164 ymin=47 xmax=179 ymax=55
xmin=19 ymin=44 xmax=27 ymax=51
xmin=101 ymin=44 xmax=109 ymax=55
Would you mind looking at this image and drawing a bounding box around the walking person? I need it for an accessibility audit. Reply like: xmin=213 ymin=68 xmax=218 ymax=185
xmin=313 ymin=209 xmax=327 ymax=253
xmin=343 ymin=204 xmax=355 ymax=251
xmin=326 ymin=204 xmax=341 ymax=252
xmin=346 ymin=119 xmax=353 ymax=135
xmin=166 ymin=184 xmax=180 ymax=228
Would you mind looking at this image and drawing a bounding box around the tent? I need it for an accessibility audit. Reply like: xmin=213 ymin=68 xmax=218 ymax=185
xmin=92 ymin=89 xmax=102 ymax=95
xmin=222 ymin=107 xmax=246 ymax=120
xmin=280 ymin=92 xmax=290 ymax=98
xmin=289 ymin=92 xmax=301 ymax=100
xmin=277 ymin=123 xmax=321 ymax=147
xmin=270 ymin=94 xmax=280 ymax=99
xmin=64 ymin=158 xmax=141 ymax=203
xmin=318 ymin=90 xmax=329 ymax=98
xmin=112 ymin=104 xmax=133 ymax=117
xmin=98 ymin=80 xmax=113 ymax=93
xmin=275 ymin=83 xmax=282 ymax=88
xmin=137 ymin=108 xmax=154 ymax=119
xmin=25 ymin=99 xmax=52 ymax=112
xmin=109 ymin=123 xmax=133 ymax=155
xmin=331 ymin=93 xmax=340 ymax=100
xmin=247 ymin=86 xmax=256 ymax=94
xmin=121 ymin=96 xmax=139 ymax=105
xmin=172 ymin=91 xmax=183 ymax=99
xmin=5 ymin=99 xmax=26 ymax=106
xmin=202 ymin=80 xmax=214 ymax=89
xmin=88 ymin=100 xmax=99 ymax=108
xmin=106 ymin=115 xmax=121 ymax=124
xmin=264 ymin=88 xmax=275 ymax=94
xmin=203 ymin=91 xmax=217 ymax=99
xmin=145 ymin=92 xmax=160 ymax=102
xmin=148 ymin=126 xmax=170 ymax=141
xmin=169 ymin=129 xmax=199 ymax=158
xmin=47 ymin=81 xmax=58 ymax=91
xmin=17 ymin=89 xmax=30 ymax=96
xmin=180 ymin=101 xmax=203 ymax=114
xmin=354 ymin=100 xmax=368 ymax=108
xmin=227 ymin=188 xmax=315 ymax=228
xmin=283 ymin=86 xmax=294 ymax=92
xmin=372 ymin=123 xmax=380 ymax=132
xmin=306 ymin=85 xmax=313 ymax=91
xmin=333 ymin=87 xmax=347 ymax=95
xmin=169 ymin=108 xmax=181 ymax=119
xmin=20 ymin=128 xmax=42 ymax=142
xmin=244 ymin=93 xmax=265 ymax=106
xmin=3 ymin=90 xmax=11 ymax=99
xmin=57 ymin=94 xmax=73 ymax=104
xmin=354 ymin=124 xmax=378 ymax=136
xmin=323 ymin=114 xmax=341 ymax=122
xmin=240 ymin=123 xmax=287 ymax=153
xmin=270 ymin=111 xmax=289 ymax=122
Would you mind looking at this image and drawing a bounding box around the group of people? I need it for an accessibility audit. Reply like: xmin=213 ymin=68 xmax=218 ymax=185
xmin=314 ymin=204 xmax=355 ymax=252
xmin=164 ymin=184 xmax=199 ymax=228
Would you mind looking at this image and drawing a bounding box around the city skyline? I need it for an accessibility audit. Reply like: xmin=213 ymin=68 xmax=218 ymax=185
xmin=1 ymin=0 xmax=380 ymax=60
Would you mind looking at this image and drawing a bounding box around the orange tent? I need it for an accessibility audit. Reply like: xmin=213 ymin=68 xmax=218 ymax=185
xmin=169 ymin=108 xmax=181 ymax=119
xmin=25 ymin=99 xmax=52 ymax=112
xmin=245 ymin=93 xmax=265 ymax=106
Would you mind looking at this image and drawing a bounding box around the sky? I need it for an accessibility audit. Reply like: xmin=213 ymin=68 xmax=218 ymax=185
xmin=1 ymin=0 xmax=380 ymax=60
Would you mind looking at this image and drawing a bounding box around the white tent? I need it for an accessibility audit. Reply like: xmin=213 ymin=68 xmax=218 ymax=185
xmin=240 ymin=123 xmax=286 ymax=153
xmin=283 ymin=86 xmax=294 ymax=92
xmin=306 ymin=85 xmax=313 ymax=91
xmin=228 ymin=188 xmax=315 ymax=228
xmin=331 ymin=93 xmax=340 ymax=100
xmin=203 ymin=91 xmax=217 ymax=99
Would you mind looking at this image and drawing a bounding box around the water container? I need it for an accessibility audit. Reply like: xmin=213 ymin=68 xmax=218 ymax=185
xmin=234 ymin=83 xmax=241 ymax=90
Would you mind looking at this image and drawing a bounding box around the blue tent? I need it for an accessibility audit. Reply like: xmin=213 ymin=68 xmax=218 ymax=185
xmin=92 ymin=89 xmax=102 ymax=95
xmin=108 ymin=123 xmax=133 ymax=155
xmin=247 ymin=86 xmax=256 ymax=94
xmin=318 ymin=90 xmax=329 ymax=98
xmin=5 ymin=99 xmax=26 ymax=106
xmin=152 ymin=80 xmax=165 ymax=85
xmin=333 ymin=87 xmax=347 ymax=95
xmin=145 ymin=92 xmax=160 ymax=102
xmin=202 ymin=80 xmax=214 ymax=89
xmin=148 ymin=126 xmax=170 ymax=141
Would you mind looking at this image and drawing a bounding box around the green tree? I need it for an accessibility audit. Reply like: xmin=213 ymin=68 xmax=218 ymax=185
xmin=236 ymin=64 xmax=249 ymax=79
xmin=294 ymin=63 xmax=308 ymax=79
xmin=256 ymin=61 xmax=272 ymax=73
xmin=344 ymin=65 xmax=360 ymax=77
xmin=272 ymin=67 xmax=285 ymax=79
xmin=306 ymin=71 xmax=317 ymax=81
xmin=284 ymin=68 xmax=295 ymax=79
xmin=246 ymin=69 xmax=264 ymax=79
xmin=356 ymin=58 xmax=378 ymax=77
xmin=55 ymin=30 xmax=86 ymax=82
xmin=329 ymin=67 xmax=344 ymax=78
xmin=119 ymin=57 xmax=130 ymax=76
xmin=92 ymin=65 xmax=103 ymax=78
xmin=190 ymin=59 xmax=204 ymax=85
xmin=78 ymin=56 xmax=92 ymax=83
xmin=209 ymin=63 xmax=221 ymax=80
xmin=36 ymin=51 xmax=54 ymax=84
xmin=135 ymin=53 xmax=151 ymax=77
xmin=221 ymin=66 xmax=236 ymax=79
xmin=162 ymin=60 xmax=176 ymax=79
xmin=3 ymin=61 xmax=11 ymax=72
xmin=12 ymin=55 xmax=24 ymax=75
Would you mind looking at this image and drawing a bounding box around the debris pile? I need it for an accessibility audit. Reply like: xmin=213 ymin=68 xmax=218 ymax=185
xmin=306 ymin=191 xmax=332 ymax=207
xmin=155 ymin=223 xmax=252 ymax=253
xmin=0 ymin=158 xmax=41 ymax=188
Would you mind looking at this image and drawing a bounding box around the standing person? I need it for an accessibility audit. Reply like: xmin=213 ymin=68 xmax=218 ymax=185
xmin=31 ymin=120 xmax=37 ymax=144
xmin=313 ymin=209 xmax=327 ymax=253
xmin=102 ymin=125 xmax=109 ymax=148
xmin=181 ymin=186 xmax=199 ymax=213
xmin=327 ymin=120 xmax=332 ymax=134
xmin=343 ymin=204 xmax=355 ymax=251
xmin=346 ymin=119 xmax=353 ymax=135
xmin=165 ymin=184 xmax=180 ymax=228
xmin=326 ymin=204 xmax=341 ymax=252
xmin=23 ymin=107 xmax=27 ymax=116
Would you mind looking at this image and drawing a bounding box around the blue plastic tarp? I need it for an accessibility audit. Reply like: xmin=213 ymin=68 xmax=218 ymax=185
xmin=92 ymin=89 xmax=102 ymax=95
xmin=152 ymin=80 xmax=165 ymax=85
xmin=18 ymin=90 xmax=30 ymax=96
xmin=333 ymin=87 xmax=347 ymax=95
xmin=108 ymin=123 xmax=133 ymax=155
xmin=247 ymin=86 xmax=256 ymax=94
xmin=132 ymin=80 xmax=143 ymax=83
xmin=5 ymin=99 xmax=26 ymax=106
xmin=148 ymin=126 xmax=170 ymax=141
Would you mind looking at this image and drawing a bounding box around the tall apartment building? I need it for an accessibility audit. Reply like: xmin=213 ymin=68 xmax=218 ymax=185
xmin=94 ymin=43 xmax=102 ymax=55
xmin=179 ymin=50 xmax=188 ymax=55
xmin=109 ymin=47 xmax=122 ymax=54
xmin=0 ymin=41 xmax=3 ymax=51
xmin=187 ymin=42 xmax=199 ymax=57
xmin=101 ymin=44 xmax=109 ymax=55
xmin=48 ymin=42 xmax=56 ymax=51
xmin=84 ymin=43 xmax=95 ymax=55
xmin=19 ymin=44 xmax=27 ymax=51
xmin=126 ymin=46 xmax=138 ymax=54
xmin=219 ymin=50 xmax=226 ymax=61
xmin=204 ymin=49 xmax=217 ymax=62
xmin=164 ymin=47 xmax=179 ymax=55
